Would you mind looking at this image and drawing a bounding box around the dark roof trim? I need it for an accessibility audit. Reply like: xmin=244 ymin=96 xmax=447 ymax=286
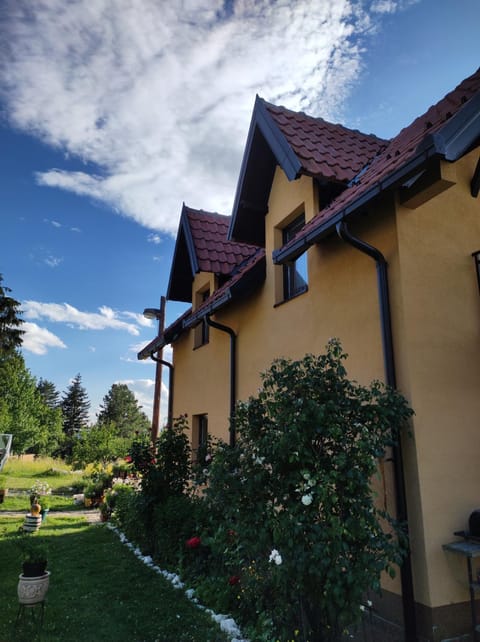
xmin=166 ymin=205 xmax=200 ymax=301
xmin=228 ymin=96 xmax=301 ymax=241
xmin=273 ymin=92 xmax=480 ymax=265
xmin=183 ymin=252 xmax=266 ymax=328
xmin=426 ymin=90 xmax=480 ymax=161
xmin=183 ymin=291 xmax=233 ymax=329
xmin=255 ymin=98 xmax=302 ymax=181
xmin=273 ymin=143 xmax=439 ymax=263
xmin=137 ymin=311 xmax=189 ymax=360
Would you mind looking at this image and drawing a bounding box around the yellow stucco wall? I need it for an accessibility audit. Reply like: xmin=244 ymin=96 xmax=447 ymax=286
xmin=170 ymin=149 xmax=480 ymax=614
xmin=394 ymin=151 xmax=480 ymax=609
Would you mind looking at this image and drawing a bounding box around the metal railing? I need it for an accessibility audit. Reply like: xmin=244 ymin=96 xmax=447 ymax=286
xmin=0 ymin=434 xmax=13 ymax=472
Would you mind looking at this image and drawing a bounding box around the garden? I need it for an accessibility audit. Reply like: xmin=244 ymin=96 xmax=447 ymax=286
xmin=0 ymin=457 xmax=231 ymax=642
xmin=0 ymin=341 xmax=413 ymax=642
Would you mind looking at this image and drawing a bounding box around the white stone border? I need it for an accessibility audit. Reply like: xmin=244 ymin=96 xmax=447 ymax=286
xmin=107 ymin=524 xmax=249 ymax=642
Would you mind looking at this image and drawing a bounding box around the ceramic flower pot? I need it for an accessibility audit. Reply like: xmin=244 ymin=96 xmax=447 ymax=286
xmin=23 ymin=514 xmax=42 ymax=533
xmin=18 ymin=571 xmax=50 ymax=605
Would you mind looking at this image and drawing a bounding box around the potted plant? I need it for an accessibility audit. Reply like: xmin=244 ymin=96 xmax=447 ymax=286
xmin=39 ymin=494 xmax=50 ymax=521
xmin=17 ymin=535 xmax=50 ymax=606
xmin=18 ymin=535 xmax=49 ymax=577
xmin=0 ymin=474 xmax=8 ymax=503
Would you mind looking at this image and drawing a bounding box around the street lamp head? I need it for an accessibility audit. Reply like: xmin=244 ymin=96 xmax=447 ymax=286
xmin=143 ymin=307 xmax=162 ymax=320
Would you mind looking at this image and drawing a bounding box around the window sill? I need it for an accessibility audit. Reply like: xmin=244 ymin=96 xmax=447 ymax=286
xmin=274 ymin=286 xmax=308 ymax=308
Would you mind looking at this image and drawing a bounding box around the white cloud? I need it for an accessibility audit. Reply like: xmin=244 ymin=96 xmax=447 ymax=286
xmin=147 ymin=233 xmax=162 ymax=244
xmin=44 ymin=218 xmax=62 ymax=228
xmin=0 ymin=0 xmax=414 ymax=235
xmin=44 ymin=255 xmax=63 ymax=268
xmin=22 ymin=300 xmax=142 ymax=335
xmin=22 ymin=321 xmax=67 ymax=355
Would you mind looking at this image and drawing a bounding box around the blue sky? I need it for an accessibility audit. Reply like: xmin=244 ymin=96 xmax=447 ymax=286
xmin=1 ymin=0 xmax=479 ymax=424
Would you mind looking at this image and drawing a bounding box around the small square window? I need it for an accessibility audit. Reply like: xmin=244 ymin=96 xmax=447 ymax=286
xmin=282 ymin=215 xmax=308 ymax=300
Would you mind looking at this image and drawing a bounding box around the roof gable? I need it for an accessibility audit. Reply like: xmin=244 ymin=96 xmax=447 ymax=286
xmin=274 ymin=66 xmax=480 ymax=263
xmin=229 ymin=96 xmax=387 ymax=246
xmin=167 ymin=204 xmax=258 ymax=302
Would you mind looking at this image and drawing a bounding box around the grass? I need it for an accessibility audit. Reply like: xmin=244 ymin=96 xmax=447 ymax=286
xmin=1 ymin=455 xmax=85 ymax=492
xmin=0 ymin=457 xmax=231 ymax=641
xmin=0 ymin=516 xmax=230 ymax=642
xmin=1 ymin=456 xmax=85 ymax=513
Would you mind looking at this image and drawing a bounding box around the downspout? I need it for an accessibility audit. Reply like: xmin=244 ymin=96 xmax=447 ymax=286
xmin=205 ymin=315 xmax=237 ymax=447
xmin=336 ymin=220 xmax=417 ymax=642
xmin=149 ymin=353 xmax=174 ymax=430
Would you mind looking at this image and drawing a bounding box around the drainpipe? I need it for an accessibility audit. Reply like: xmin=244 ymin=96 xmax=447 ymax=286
xmin=205 ymin=315 xmax=237 ymax=447
xmin=149 ymin=353 xmax=174 ymax=431
xmin=336 ymin=220 xmax=417 ymax=642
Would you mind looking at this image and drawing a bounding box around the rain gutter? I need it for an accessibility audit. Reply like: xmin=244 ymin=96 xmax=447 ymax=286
xmin=273 ymin=143 xmax=440 ymax=264
xmin=205 ymin=315 xmax=237 ymax=448
xmin=336 ymin=220 xmax=417 ymax=642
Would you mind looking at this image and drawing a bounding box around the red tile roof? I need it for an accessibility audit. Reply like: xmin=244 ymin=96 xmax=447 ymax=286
xmin=185 ymin=206 xmax=258 ymax=274
xmin=277 ymin=66 xmax=480 ymax=259
xmin=264 ymin=101 xmax=388 ymax=184
xmin=184 ymin=248 xmax=266 ymax=326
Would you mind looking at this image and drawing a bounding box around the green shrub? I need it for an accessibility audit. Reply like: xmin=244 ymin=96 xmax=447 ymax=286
xmin=152 ymin=494 xmax=204 ymax=570
xmin=202 ymin=340 xmax=412 ymax=641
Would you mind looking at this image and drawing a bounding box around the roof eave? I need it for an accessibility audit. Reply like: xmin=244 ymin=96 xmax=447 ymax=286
xmin=273 ymin=142 xmax=440 ymax=264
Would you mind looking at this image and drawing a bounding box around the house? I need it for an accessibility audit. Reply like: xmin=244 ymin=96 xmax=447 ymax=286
xmin=139 ymin=67 xmax=480 ymax=640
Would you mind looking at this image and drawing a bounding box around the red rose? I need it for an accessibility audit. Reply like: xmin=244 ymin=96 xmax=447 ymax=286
xmin=124 ymin=455 xmax=132 ymax=463
xmin=186 ymin=536 xmax=201 ymax=549
xmin=228 ymin=575 xmax=240 ymax=585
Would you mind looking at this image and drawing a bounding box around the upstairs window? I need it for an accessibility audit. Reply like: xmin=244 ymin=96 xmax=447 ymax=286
xmin=282 ymin=214 xmax=308 ymax=300
xmin=194 ymin=288 xmax=210 ymax=348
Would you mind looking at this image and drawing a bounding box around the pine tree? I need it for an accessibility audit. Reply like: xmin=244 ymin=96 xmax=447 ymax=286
xmin=97 ymin=383 xmax=150 ymax=438
xmin=0 ymin=274 xmax=24 ymax=357
xmin=61 ymin=374 xmax=90 ymax=457
xmin=37 ymin=379 xmax=60 ymax=409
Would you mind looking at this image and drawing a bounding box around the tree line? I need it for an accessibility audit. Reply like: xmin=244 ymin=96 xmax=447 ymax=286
xmin=0 ymin=274 xmax=150 ymax=464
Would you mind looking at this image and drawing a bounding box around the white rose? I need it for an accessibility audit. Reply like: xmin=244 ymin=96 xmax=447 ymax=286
xmin=301 ymin=493 xmax=313 ymax=506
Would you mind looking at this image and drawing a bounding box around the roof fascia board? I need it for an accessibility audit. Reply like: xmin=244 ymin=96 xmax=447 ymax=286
xmin=181 ymin=207 xmax=200 ymax=275
xmin=430 ymin=91 xmax=480 ymax=161
xmin=137 ymin=335 xmax=167 ymax=360
xmin=255 ymin=99 xmax=302 ymax=181
xmin=273 ymin=142 xmax=439 ymax=264
xmin=228 ymin=97 xmax=262 ymax=239
xmin=166 ymin=205 xmax=199 ymax=300
xmin=183 ymin=291 xmax=233 ymax=328
xmin=229 ymin=96 xmax=301 ymax=240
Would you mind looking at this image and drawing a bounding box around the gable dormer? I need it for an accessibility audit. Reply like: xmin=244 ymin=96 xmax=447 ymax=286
xmin=229 ymin=96 xmax=387 ymax=246
xmin=167 ymin=203 xmax=258 ymax=303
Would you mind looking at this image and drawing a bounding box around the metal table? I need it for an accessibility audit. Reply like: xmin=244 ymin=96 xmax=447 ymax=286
xmin=443 ymin=538 xmax=480 ymax=640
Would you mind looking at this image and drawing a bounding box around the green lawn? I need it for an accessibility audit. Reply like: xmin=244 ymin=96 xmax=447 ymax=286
xmin=0 ymin=516 xmax=229 ymax=642
xmin=1 ymin=456 xmax=85 ymax=492
xmin=1 ymin=457 xmax=231 ymax=641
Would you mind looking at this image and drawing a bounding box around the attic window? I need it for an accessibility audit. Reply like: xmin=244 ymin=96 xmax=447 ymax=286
xmin=282 ymin=214 xmax=308 ymax=301
xmin=194 ymin=288 xmax=210 ymax=348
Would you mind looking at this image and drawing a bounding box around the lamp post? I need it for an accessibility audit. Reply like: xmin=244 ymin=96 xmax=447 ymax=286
xmin=143 ymin=297 xmax=165 ymax=442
